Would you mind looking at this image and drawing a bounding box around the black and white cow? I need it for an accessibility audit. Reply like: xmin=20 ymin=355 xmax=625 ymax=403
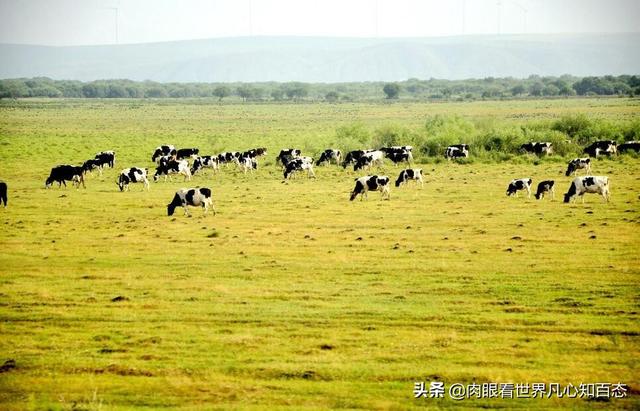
xmin=82 ymin=159 xmax=103 ymax=176
xmin=342 ymin=149 xmax=374 ymax=169
xmin=350 ymin=175 xmax=391 ymax=201
xmin=385 ymin=149 xmax=413 ymax=165
xmin=534 ymin=180 xmax=555 ymax=200
xmin=217 ymin=151 xmax=241 ymax=166
xmin=236 ymin=154 xmax=258 ymax=174
xmin=520 ymin=142 xmax=553 ymax=156
xmin=176 ymin=148 xmax=199 ymax=160
xmin=242 ymin=147 xmax=268 ymax=159
xmin=564 ymin=176 xmax=610 ymax=203
xmin=283 ymin=158 xmax=315 ymax=179
xmin=153 ymin=159 xmax=191 ymax=182
xmin=316 ymin=149 xmax=342 ymax=166
xmin=584 ymin=140 xmax=617 ymax=157
xmin=117 ymin=167 xmax=150 ymax=191
xmin=45 ymin=165 xmax=85 ymax=189
xmin=445 ymin=145 xmax=469 ymax=159
xmin=167 ymin=187 xmax=215 ymax=216
xmin=152 ymin=145 xmax=176 ymax=162
xmin=276 ymin=149 xmax=302 ymax=166
xmin=94 ymin=150 xmax=116 ymax=168
xmin=354 ymin=150 xmax=384 ymax=171
xmin=381 ymin=146 xmax=414 ymax=165
xmin=395 ymin=168 xmax=423 ymax=188
xmin=191 ymin=156 xmax=219 ymax=175
xmin=0 ymin=181 xmax=7 ymax=207
xmin=506 ymin=178 xmax=532 ymax=198
xmin=618 ymin=141 xmax=640 ymax=153
xmin=565 ymin=158 xmax=592 ymax=176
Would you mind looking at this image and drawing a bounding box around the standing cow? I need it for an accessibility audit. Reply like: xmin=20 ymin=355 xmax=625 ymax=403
xmin=350 ymin=175 xmax=391 ymax=201
xmin=0 ymin=181 xmax=7 ymax=207
xmin=564 ymin=176 xmax=610 ymax=203
xmin=167 ymin=187 xmax=215 ymax=216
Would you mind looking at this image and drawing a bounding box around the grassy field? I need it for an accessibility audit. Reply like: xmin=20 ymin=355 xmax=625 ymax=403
xmin=0 ymin=98 xmax=639 ymax=410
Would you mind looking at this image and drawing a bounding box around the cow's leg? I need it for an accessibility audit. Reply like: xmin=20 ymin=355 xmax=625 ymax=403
xmin=550 ymin=186 xmax=555 ymax=201
xmin=526 ymin=186 xmax=531 ymax=199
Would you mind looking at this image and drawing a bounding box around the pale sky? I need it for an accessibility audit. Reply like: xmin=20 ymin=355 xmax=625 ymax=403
xmin=0 ymin=0 xmax=638 ymax=46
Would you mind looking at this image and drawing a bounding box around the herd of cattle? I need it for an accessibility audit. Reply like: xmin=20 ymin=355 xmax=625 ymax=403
xmin=1 ymin=138 xmax=635 ymax=215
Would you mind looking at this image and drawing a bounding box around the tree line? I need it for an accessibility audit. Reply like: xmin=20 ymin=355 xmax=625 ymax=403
xmin=0 ymin=75 xmax=638 ymax=101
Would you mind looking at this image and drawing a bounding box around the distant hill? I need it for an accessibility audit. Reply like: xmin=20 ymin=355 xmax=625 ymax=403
xmin=1 ymin=34 xmax=638 ymax=82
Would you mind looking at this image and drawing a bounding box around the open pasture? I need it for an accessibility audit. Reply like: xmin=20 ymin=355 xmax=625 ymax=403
xmin=0 ymin=98 xmax=639 ymax=409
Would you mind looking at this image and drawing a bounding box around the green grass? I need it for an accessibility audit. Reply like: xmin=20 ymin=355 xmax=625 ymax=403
xmin=0 ymin=98 xmax=639 ymax=410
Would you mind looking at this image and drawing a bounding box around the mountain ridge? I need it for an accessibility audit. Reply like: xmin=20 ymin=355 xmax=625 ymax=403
xmin=1 ymin=33 xmax=638 ymax=82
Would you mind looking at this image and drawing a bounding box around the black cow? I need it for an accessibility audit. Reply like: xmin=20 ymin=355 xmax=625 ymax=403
xmin=276 ymin=149 xmax=302 ymax=166
xmin=167 ymin=187 xmax=215 ymax=216
xmin=534 ymin=180 xmax=555 ymax=200
xmin=386 ymin=150 xmax=413 ymax=165
xmin=520 ymin=142 xmax=553 ymax=155
xmin=94 ymin=151 xmax=115 ymax=168
xmin=45 ymin=165 xmax=85 ymax=189
xmin=618 ymin=141 xmax=640 ymax=153
xmin=152 ymin=145 xmax=176 ymax=162
xmin=0 ymin=181 xmax=6 ymax=207
xmin=584 ymin=141 xmax=617 ymax=157
xmin=176 ymin=148 xmax=199 ymax=160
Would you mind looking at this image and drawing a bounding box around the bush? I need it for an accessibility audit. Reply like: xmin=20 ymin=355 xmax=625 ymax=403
xmin=419 ymin=115 xmax=476 ymax=156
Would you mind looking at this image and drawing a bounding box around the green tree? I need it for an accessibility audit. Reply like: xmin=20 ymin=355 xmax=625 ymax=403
xmin=383 ymin=83 xmax=400 ymax=99
xmin=325 ymin=91 xmax=339 ymax=102
xmin=511 ymin=85 xmax=526 ymax=96
xmin=213 ymin=86 xmax=231 ymax=101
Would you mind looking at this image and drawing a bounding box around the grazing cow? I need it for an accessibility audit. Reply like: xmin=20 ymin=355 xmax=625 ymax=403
xmin=395 ymin=168 xmax=424 ymax=188
xmin=381 ymin=146 xmax=414 ymax=165
xmin=520 ymin=142 xmax=553 ymax=156
xmin=153 ymin=159 xmax=191 ymax=182
xmin=506 ymin=178 xmax=532 ymax=198
xmin=584 ymin=140 xmax=617 ymax=157
xmin=191 ymin=156 xmax=219 ymax=175
xmin=276 ymin=149 xmax=302 ymax=166
xmin=45 ymin=165 xmax=85 ymax=189
xmin=94 ymin=150 xmax=116 ymax=168
xmin=342 ymin=149 xmax=374 ymax=169
xmin=117 ymin=167 xmax=150 ymax=191
xmin=354 ymin=150 xmax=384 ymax=171
xmin=236 ymin=155 xmax=257 ymax=174
xmin=283 ymin=158 xmax=316 ymax=179
xmin=386 ymin=149 xmax=413 ymax=165
xmin=534 ymin=180 xmax=555 ymax=200
xmin=176 ymin=148 xmax=199 ymax=160
xmin=564 ymin=176 xmax=610 ymax=203
xmin=167 ymin=187 xmax=215 ymax=216
xmin=350 ymin=175 xmax=391 ymax=201
xmin=565 ymin=158 xmax=592 ymax=176
xmin=82 ymin=159 xmax=103 ymax=176
xmin=217 ymin=151 xmax=241 ymax=166
xmin=618 ymin=141 xmax=640 ymax=153
xmin=0 ymin=181 xmax=6 ymax=207
xmin=445 ymin=145 xmax=469 ymax=159
xmin=316 ymin=149 xmax=342 ymax=166
xmin=152 ymin=145 xmax=176 ymax=162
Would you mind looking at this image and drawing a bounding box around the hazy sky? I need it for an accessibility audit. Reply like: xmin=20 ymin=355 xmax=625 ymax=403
xmin=1 ymin=0 xmax=638 ymax=46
